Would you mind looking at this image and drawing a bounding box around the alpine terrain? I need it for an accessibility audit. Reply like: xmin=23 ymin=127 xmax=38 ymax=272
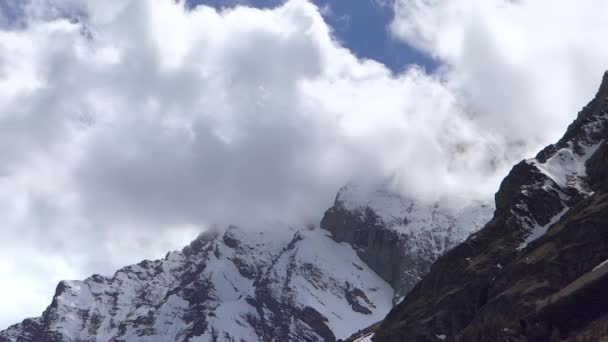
xmin=370 ymin=72 xmax=608 ymax=341
xmin=0 ymin=187 xmax=491 ymax=341
xmin=3 ymin=67 xmax=606 ymax=342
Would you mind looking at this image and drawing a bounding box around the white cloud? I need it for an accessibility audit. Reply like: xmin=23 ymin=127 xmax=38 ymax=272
xmin=390 ymin=0 xmax=608 ymax=152
xmin=0 ymin=0 xmax=606 ymax=329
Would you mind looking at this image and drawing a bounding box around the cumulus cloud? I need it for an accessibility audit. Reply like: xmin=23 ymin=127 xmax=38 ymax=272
xmin=390 ymin=0 xmax=608 ymax=153
xmin=0 ymin=0 xmax=606 ymax=328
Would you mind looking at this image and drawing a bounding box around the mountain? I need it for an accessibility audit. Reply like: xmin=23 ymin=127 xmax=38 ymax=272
xmin=372 ymin=72 xmax=608 ymax=341
xmin=0 ymin=227 xmax=400 ymax=342
xmin=0 ymin=188 xmax=490 ymax=342
xmin=7 ymin=69 xmax=604 ymax=342
xmin=321 ymin=184 xmax=493 ymax=304
xmin=0 ymin=226 xmax=394 ymax=342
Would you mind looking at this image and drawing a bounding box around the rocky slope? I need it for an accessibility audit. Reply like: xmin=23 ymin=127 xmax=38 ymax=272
xmin=321 ymin=185 xmax=493 ymax=303
xmin=373 ymin=72 xmax=608 ymax=342
xmin=0 ymin=226 xmax=395 ymax=342
xmin=0 ymin=187 xmax=492 ymax=342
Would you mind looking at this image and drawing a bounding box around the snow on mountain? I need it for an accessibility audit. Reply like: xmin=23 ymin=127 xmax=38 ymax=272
xmin=352 ymin=332 xmax=374 ymax=342
xmin=336 ymin=184 xmax=492 ymax=249
xmin=0 ymin=165 xmax=501 ymax=342
xmin=372 ymin=71 xmax=608 ymax=342
xmin=515 ymin=86 xmax=608 ymax=249
xmin=322 ymin=184 xmax=494 ymax=303
xmin=0 ymin=225 xmax=393 ymax=342
xmin=0 ymin=181 xmax=495 ymax=342
xmin=528 ymin=144 xmax=599 ymax=194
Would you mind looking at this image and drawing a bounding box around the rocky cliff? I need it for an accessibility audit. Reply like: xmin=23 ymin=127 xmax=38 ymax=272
xmin=373 ymin=72 xmax=608 ymax=342
xmin=321 ymin=185 xmax=492 ymax=303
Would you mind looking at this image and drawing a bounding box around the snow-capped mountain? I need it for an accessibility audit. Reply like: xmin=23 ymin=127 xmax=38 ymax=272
xmin=0 ymin=184 xmax=492 ymax=342
xmin=0 ymin=225 xmax=394 ymax=342
xmin=372 ymin=72 xmax=608 ymax=341
xmin=321 ymin=184 xmax=493 ymax=302
xmin=4 ymin=65 xmax=607 ymax=342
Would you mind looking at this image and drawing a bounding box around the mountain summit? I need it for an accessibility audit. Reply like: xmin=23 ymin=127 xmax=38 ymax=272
xmin=372 ymin=72 xmax=608 ymax=341
xmin=0 ymin=188 xmax=490 ymax=342
xmin=1 ymin=226 xmax=393 ymax=342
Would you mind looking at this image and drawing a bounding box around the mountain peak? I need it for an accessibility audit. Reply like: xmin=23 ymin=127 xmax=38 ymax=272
xmin=1 ymin=224 xmax=394 ymax=342
xmin=373 ymin=71 xmax=608 ymax=342
xmin=323 ymin=183 xmax=493 ymax=303
xmin=1 ymin=181 xmax=494 ymax=341
xmin=536 ymin=70 xmax=608 ymax=162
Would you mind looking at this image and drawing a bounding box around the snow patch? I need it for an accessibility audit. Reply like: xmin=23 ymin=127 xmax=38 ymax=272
xmin=593 ymin=258 xmax=608 ymax=272
xmin=354 ymin=332 xmax=375 ymax=342
xmin=528 ymin=143 xmax=600 ymax=194
xmin=336 ymin=184 xmax=494 ymax=254
xmin=518 ymin=207 xmax=569 ymax=250
xmin=517 ymin=142 xmax=602 ymax=249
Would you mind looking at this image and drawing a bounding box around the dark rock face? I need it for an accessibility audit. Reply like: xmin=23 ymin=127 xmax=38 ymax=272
xmin=373 ymin=71 xmax=608 ymax=342
xmin=322 ymin=205 xmax=404 ymax=297
xmin=0 ymin=226 xmax=394 ymax=342
xmin=321 ymin=186 xmax=493 ymax=303
xmin=300 ymin=307 xmax=336 ymax=342
xmin=587 ymin=140 xmax=608 ymax=190
xmin=344 ymin=282 xmax=375 ymax=315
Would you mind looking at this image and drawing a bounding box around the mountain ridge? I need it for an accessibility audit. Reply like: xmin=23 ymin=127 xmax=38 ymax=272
xmin=1 ymin=189 xmax=490 ymax=342
xmin=372 ymin=71 xmax=608 ymax=341
xmin=1 ymin=225 xmax=393 ymax=342
xmin=321 ymin=184 xmax=492 ymax=303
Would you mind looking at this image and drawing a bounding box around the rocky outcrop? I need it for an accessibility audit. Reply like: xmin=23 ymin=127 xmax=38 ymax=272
xmin=0 ymin=182 xmax=494 ymax=342
xmin=373 ymin=72 xmax=608 ymax=342
xmin=321 ymin=185 xmax=493 ymax=303
xmin=0 ymin=226 xmax=394 ymax=342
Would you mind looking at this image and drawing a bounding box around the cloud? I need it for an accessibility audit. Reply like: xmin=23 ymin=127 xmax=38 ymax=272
xmin=390 ymin=0 xmax=608 ymax=154
xmin=0 ymin=0 xmax=606 ymax=329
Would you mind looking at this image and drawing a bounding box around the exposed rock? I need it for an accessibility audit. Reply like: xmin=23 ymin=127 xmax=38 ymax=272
xmin=373 ymin=71 xmax=608 ymax=342
xmin=321 ymin=185 xmax=493 ymax=303
xmin=0 ymin=226 xmax=393 ymax=342
xmin=1 ymin=180 xmax=491 ymax=341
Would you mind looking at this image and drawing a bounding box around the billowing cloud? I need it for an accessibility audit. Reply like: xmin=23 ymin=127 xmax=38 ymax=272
xmin=0 ymin=0 xmax=606 ymax=328
xmin=390 ymin=0 xmax=608 ymax=152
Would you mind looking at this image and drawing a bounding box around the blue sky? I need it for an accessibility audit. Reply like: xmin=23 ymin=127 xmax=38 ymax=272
xmin=1 ymin=0 xmax=435 ymax=73
xmin=186 ymin=0 xmax=436 ymax=73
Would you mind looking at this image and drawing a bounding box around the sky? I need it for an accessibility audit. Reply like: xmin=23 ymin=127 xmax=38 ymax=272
xmin=187 ymin=0 xmax=437 ymax=72
xmin=1 ymin=0 xmax=608 ymax=330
